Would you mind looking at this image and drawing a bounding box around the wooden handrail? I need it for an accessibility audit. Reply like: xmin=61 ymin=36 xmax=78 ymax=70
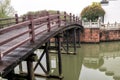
xmin=0 ymin=20 xmax=30 ymax=34
xmin=0 ymin=29 xmax=31 ymax=46
xmin=0 ymin=11 xmax=81 ymax=60
xmin=1 ymin=37 xmax=32 ymax=56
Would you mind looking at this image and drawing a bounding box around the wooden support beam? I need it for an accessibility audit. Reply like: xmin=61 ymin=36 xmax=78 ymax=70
xmin=34 ymin=50 xmax=45 ymax=71
xmin=66 ymin=30 xmax=69 ymax=54
xmin=39 ymin=46 xmax=58 ymax=50
xmin=6 ymin=70 xmax=15 ymax=80
xmin=26 ymin=54 xmax=35 ymax=80
xmin=73 ymin=28 xmax=77 ymax=54
xmin=19 ymin=63 xmax=23 ymax=73
xmin=45 ymin=42 xmax=50 ymax=75
xmin=78 ymin=29 xmax=81 ymax=47
xmin=56 ymin=34 xmax=63 ymax=78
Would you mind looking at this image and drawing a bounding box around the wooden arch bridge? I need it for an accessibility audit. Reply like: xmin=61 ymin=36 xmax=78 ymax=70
xmin=0 ymin=11 xmax=84 ymax=80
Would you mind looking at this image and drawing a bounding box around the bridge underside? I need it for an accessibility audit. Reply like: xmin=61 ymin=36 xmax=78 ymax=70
xmin=0 ymin=24 xmax=83 ymax=80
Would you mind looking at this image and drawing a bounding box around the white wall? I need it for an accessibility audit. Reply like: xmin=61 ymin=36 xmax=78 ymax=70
xmin=102 ymin=0 xmax=120 ymax=24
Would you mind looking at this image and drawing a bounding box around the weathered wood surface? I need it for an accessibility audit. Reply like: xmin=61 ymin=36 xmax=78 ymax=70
xmin=0 ymin=23 xmax=82 ymax=77
xmin=0 ymin=11 xmax=83 ymax=77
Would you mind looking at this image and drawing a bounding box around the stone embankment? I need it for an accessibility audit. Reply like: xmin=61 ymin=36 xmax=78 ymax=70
xmin=81 ymin=21 xmax=120 ymax=43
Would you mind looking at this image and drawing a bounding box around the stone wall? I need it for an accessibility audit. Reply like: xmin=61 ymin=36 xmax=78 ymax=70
xmin=80 ymin=28 xmax=120 ymax=43
xmin=80 ymin=28 xmax=100 ymax=43
xmin=100 ymin=30 xmax=120 ymax=41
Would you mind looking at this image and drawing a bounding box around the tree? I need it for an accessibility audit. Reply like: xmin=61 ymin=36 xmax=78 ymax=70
xmin=81 ymin=2 xmax=105 ymax=21
xmin=0 ymin=0 xmax=15 ymax=18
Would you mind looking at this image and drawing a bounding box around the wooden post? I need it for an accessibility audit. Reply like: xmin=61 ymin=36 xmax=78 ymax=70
xmin=6 ymin=70 xmax=15 ymax=80
xmin=0 ymin=50 xmax=1 ymax=60
xmin=73 ymin=28 xmax=77 ymax=54
xmin=45 ymin=42 xmax=50 ymax=75
xmin=47 ymin=12 xmax=51 ymax=32
xmin=76 ymin=16 xmax=78 ymax=24
xmin=64 ymin=12 xmax=67 ymax=26
xmin=78 ymin=29 xmax=81 ymax=47
xmin=19 ymin=63 xmax=23 ymax=73
xmin=28 ymin=14 xmax=35 ymax=43
xmin=73 ymin=15 xmax=75 ymax=23
xmin=27 ymin=57 xmax=35 ymax=80
xmin=57 ymin=11 xmax=60 ymax=27
xmin=57 ymin=34 xmax=62 ymax=78
xmin=15 ymin=14 xmax=19 ymax=24
xmin=55 ymin=38 xmax=58 ymax=47
xmin=22 ymin=16 xmax=26 ymax=22
xmin=66 ymin=30 xmax=69 ymax=54
xmin=69 ymin=13 xmax=72 ymax=24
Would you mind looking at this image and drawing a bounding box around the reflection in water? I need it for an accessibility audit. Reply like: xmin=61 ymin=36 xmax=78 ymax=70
xmin=79 ymin=42 xmax=120 ymax=80
xmin=35 ymin=42 xmax=120 ymax=80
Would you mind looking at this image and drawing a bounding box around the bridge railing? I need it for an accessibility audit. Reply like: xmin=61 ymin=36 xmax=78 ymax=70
xmin=0 ymin=14 xmax=27 ymax=29
xmin=100 ymin=22 xmax=120 ymax=30
xmin=0 ymin=11 xmax=81 ymax=60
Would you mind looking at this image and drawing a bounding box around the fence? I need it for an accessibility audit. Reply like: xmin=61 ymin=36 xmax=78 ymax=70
xmin=82 ymin=20 xmax=120 ymax=30
xmin=82 ymin=20 xmax=100 ymax=28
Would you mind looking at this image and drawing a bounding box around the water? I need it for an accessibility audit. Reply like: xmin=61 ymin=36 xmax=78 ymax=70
xmin=15 ymin=42 xmax=120 ymax=80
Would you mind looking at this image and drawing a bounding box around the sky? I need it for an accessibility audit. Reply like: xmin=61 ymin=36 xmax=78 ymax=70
xmin=11 ymin=0 xmax=101 ymax=16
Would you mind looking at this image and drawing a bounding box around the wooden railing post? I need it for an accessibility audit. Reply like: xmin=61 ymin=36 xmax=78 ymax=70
xmin=76 ymin=16 xmax=78 ymax=23
xmin=0 ymin=50 xmax=2 ymax=60
xmin=28 ymin=14 xmax=35 ymax=43
xmin=22 ymin=16 xmax=26 ymax=22
xmin=47 ymin=11 xmax=51 ymax=32
xmin=15 ymin=14 xmax=19 ymax=24
xmin=64 ymin=12 xmax=67 ymax=26
xmin=70 ymin=13 xmax=72 ymax=24
xmin=57 ymin=11 xmax=60 ymax=27
xmin=73 ymin=15 xmax=75 ymax=23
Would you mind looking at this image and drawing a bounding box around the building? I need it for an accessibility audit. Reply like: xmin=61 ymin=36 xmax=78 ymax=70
xmin=101 ymin=0 xmax=120 ymax=24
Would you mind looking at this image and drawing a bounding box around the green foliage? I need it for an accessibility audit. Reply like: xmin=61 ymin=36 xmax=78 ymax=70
xmin=0 ymin=0 xmax=15 ymax=18
xmin=81 ymin=2 xmax=105 ymax=21
xmin=22 ymin=10 xmax=69 ymax=20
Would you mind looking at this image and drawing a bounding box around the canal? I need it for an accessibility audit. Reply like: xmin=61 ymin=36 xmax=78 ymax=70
xmin=15 ymin=42 xmax=120 ymax=80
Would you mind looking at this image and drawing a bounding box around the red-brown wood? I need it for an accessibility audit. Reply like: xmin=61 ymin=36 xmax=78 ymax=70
xmin=0 ymin=11 xmax=82 ymax=60
xmin=47 ymin=11 xmax=51 ymax=32
xmin=57 ymin=11 xmax=60 ymax=27
xmin=15 ymin=14 xmax=19 ymax=24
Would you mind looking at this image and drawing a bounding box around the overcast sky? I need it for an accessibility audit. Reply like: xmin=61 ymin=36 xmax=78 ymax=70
xmin=11 ymin=0 xmax=101 ymax=16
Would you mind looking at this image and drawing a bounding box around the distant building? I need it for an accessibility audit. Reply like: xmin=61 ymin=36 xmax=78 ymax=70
xmin=100 ymin=0 xmax=120 ymax=24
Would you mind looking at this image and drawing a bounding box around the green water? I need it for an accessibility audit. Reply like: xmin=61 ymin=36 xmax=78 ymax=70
xmin=15 ymin=42 xmax=120 ymax=80
xmin=42 ymin=42 xmax=120 ymax=80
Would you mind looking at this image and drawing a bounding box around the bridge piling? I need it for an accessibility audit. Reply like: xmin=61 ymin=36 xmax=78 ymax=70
xmin=45 ymin=42 xmax=50 ymax=75
xmin=19 ymin=63 xmax=23 ymax=73
xmin=73 ymin=28 xmax=77 ymax=54
xmin=66 ymin=30 xmax=69 ymax=54
xmin=6 ymin=70 xmax=15 ymax=80
xmin=77 ymin=29 xmax=81 ymax=47
xmin=56 ymin=34 xmax=63 ymax=78
xmin=26 ymin=54 xmax=35 ymax=80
